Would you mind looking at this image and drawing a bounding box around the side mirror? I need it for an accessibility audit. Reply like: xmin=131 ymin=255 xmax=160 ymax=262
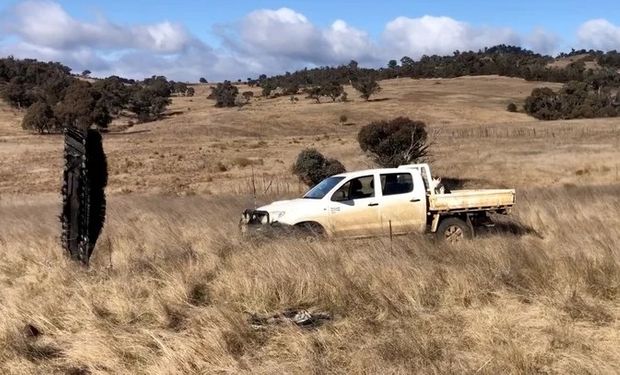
xmin=331 ymin=189 xmax=348 ymax=202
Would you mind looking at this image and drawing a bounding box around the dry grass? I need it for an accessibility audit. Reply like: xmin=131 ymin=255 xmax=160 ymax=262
xmin=1 ymin=76 xmax=620 ymax=373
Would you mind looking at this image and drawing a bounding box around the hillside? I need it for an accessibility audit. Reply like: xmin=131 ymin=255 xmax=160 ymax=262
xmin=1 ymin=76 xmax=620 ymax=374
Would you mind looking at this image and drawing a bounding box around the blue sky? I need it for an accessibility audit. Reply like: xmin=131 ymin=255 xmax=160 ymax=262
xmin=1 ymin=0 xmax=619 ymax=80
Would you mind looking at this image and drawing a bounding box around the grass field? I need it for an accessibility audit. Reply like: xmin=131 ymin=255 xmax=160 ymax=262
xmin=1 ymin=76 xmax=619 ymax=374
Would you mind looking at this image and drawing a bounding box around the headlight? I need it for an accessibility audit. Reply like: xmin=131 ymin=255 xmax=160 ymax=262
xmin=270 ymin=211 xmax=286 ymax=222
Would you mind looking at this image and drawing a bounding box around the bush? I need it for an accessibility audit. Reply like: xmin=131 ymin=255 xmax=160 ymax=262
xmin=242 ymin=91 xmax=254 ymax=103
xmin=210 ymin=81 xmax=239 ymax=107
xmin=352 ymin=77 xmax=381 ymax=100
xmin=524 ymin=82 xmax=619 ymax=120
xmin=21 ymin=101 xmax=57 ymax=133
xmin=292 ymin=149 xmax=346 ymax=187
xmin=304 ymin=86 xmax=322 ymax=103
xmin=260 ymin=81 xmax=277 ymax=98
xmin=55 ymin=81 xmax=112 ymax=129
xmin=358 ymin=117 xmax=429 ymax=168
xmin=339 ymin=114 xmax=348 ymax=124
xmin=507 ymin=102 xmax=518 ymax=112
xmin=322 ymin=81 xmax=344 ymax=102
xmin=128 ymin=86 xmax=171 ymax=123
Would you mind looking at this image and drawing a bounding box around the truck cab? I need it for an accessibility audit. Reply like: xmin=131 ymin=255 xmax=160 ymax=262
xmin=241 ymin=164 xmax=515 ymax=242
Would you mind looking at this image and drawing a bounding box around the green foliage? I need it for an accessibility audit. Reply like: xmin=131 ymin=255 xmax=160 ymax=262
xmin=199 ymin=77 xmax=208 ymax=83
xmin=304 ymin=86 xmax=323 ymax=103
xmin=210 ymin=81 xmax=239 ymax=107
xmin=21 ymin=101 xmax=57 ymax=133
xmin=128 ymin=86 xmax=171 ymax=123
xmin=524 ymin=80 xmax=620 ymax=120
xmin=260 ymin=80 xmax=277 ymax=97
xmin=55 ymin=81 xmax=112 ymax=129
xmin=242 ymin=91 xmax=254 ymax=103
xmin=92 ymin=76 xmax=130 ymax=116
xmin=292 ymin=149 xmax=346 ymax=187
xmin=353 ymin=77 xmax=381 ymax=100
xmin=358 ymin=117 xmax=429 ymax=168
xmin=322 ymin=81 xmax=344 ymax=102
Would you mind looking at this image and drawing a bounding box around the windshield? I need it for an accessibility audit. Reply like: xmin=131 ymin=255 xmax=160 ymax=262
xmin=303 ymin=176 xmax=345 ymax=199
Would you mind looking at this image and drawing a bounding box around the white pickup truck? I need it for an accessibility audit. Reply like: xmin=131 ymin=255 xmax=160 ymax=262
xmin=241 ymin=164 xmax=515 ymax=242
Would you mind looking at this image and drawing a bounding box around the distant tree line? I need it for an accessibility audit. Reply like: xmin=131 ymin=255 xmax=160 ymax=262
xmin=0 ymin=57 xmax=195 ymax=133
xmin=252 ymin=46 xmax=620 ymax=90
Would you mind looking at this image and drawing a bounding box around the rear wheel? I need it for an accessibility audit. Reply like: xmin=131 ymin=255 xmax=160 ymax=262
xmin=436 ymin=217 xmax=472 ymax=243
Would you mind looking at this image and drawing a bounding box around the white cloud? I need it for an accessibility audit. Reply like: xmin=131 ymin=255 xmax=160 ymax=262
xmin=526 ymin=28 xmax=560 ymax=55
xmin=577 ymin=19 xmax=620 ymax=51
xmin=381 ymin=16 xmax=520 ymax=58
xmin=0 ymin=2 xmax=577 ymax=81
xmin=5 ymin=0 xmax=192 ymax=53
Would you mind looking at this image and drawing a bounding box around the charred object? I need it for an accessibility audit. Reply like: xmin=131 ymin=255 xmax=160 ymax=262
xmin=60 ymin=126 xmax=107 ymax=265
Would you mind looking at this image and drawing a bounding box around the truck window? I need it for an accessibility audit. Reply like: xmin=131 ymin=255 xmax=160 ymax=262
xmin=380 ymin=173 xmax=413 ymax=196
xmin=304 ymin=176 xmax=345 ymax=199
xmin=331 ymin=175 xmax=375 ymax=201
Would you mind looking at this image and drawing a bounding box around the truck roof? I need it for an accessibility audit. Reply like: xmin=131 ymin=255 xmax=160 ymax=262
xmin=333 ymin=164 xmax=430 ymax=179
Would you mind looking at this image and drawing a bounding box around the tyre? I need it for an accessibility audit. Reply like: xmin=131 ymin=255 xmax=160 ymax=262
xmin=436 ymin=217 xmax=472 ymax=243
xmin=295 ymin=222 xmax=325 ymax=239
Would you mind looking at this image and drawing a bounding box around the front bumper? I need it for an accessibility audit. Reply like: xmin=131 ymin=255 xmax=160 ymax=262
xmin=239 ymin=209 xmax=295 ymax=236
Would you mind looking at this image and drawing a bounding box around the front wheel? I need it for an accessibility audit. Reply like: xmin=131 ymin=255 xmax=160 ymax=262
xmin=294 ymin=222 xmax=326 ymax=240
xmin=436 ymin=217 xmax=472 ymax=243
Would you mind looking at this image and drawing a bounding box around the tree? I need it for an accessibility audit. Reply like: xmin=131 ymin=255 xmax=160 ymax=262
xmin=388 ymin=60 xmax=398 ymax=69
xmin=304 ymin=86 xmax=322 ymax=103
xmin=210 ymin=81 xmax=239 ymax=107
xmin=55 ymin=81 xmax=111 ymax=129
xmin=128 ymin=86 xmax=171 ymax=123
xmin=260 ymin=80 xmax=277 ymax=97
xmin=92 ymin=76 xmax=130 ymax=116
xmin=292 ymin=149 xmax=346 ymax=187
xmin=21 ymin=101 xmax=56 ymax=133
xmin=357 ymin=117 xmax=429 ymax=167
xmin=199 ymin=77 xmax=208 ymax=83
xmin=242 ymin=91 xmax=254 ymax=103
xmin=82 ymin=70 xmax=91 ymax=77
xmin=322 ymin=81 xmax=344 ymax=102
xmin=352 ymin=77 xmax=382 ymax=100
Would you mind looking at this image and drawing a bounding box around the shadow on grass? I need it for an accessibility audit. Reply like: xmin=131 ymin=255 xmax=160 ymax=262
xmin=479 ymin=217 xmax=543 ymax=239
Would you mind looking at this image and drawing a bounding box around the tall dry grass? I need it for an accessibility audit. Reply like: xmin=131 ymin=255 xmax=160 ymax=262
xmin=1 ymin=184 xmax=619 ymax=374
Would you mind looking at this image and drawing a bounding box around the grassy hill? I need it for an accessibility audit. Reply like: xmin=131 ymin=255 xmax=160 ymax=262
xmin=1 ymin=76 xmax=619 ymax=374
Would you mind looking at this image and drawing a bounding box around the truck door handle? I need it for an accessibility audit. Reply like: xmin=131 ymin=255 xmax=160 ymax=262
xmin=368 ymin=203 xmax=379 ymax=207
xmin=410 ymin=198 xmax=421 ymax=202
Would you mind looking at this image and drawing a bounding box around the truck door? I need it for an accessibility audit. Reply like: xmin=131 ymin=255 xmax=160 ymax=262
xmin=379 ymin=171 xmax=427 ymax=234
xmin=328 ymin=174 xmax=383 ymax=237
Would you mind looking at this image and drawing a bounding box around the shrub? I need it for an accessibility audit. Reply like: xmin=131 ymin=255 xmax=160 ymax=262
xmin=128 ymin=86 xmax=171 ymax=123
xmin=339 ymin=114 xmax=348 ymax=124
xmin=56 ymin=81 xmax=112 ymax=129
xmin=210 ymin=81 xmax=239 ymax=107
xmin=242 ymin=91 xmax=254 ymax=103
xmin=352 ymin=77 xmax=382 ymax=100
xmin=21 ymin=101 xmax=57 ymax=133
xmin=260 ymin=81 xmax=277 ymax=98
xmin=322 ymin=81 xmax=344 ymax=102
xmin=358 ymin=117 xmax=429 ymax=167
xmin=304 ymin=86 xmax=322 ymax=103
xmin=199 ymin=77 xmax=208 ymax=83
xmin=292 ymin=149 xmax=346 ymax=187
xmin=507 ymin=102 xmax=518 ymax=112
